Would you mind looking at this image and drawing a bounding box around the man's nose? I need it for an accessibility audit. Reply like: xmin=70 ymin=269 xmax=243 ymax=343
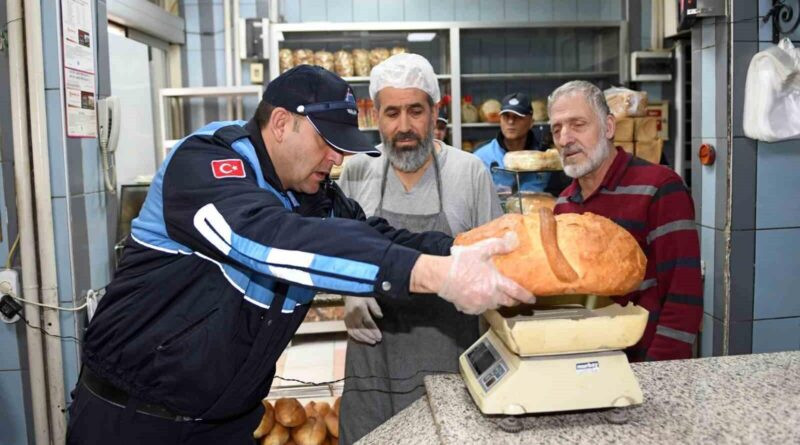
xmin=398 ymin=111 xmax=412 ymax=132
xmin=556 ymin=126 xmax=575 ymax=147
xmin=328 ymin=146 xmax=344 ymax=165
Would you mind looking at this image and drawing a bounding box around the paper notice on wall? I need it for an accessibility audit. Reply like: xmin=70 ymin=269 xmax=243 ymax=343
xmin=61 ymin=0 xmax=95 ymax=74
xmin=61 ymin=0 xmax=96 ymax=137
xmin=65 ymin=68 xmax=97 ymax=137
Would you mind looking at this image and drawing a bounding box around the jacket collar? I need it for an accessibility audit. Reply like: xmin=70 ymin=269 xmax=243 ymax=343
xmin=245 ymin=119 xmax=286 ymax=194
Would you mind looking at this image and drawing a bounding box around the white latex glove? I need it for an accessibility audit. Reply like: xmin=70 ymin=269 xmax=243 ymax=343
xmin=344 ymin=296 xmax=383 ymax=345
xmin=438 ymin=232 xmax=535 ymax=315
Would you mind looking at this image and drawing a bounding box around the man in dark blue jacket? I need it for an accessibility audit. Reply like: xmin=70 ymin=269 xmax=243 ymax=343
xmin=66 ymin=65 xmax=533 ymax=444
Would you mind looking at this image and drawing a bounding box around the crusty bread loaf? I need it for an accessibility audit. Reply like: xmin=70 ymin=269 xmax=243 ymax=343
xmin=291 ymin=416 xmax=327 ymax=445
xmin=261 ymin=423 xmax=289 ymax=445
xmin=453 ymin=210 xmax=646 ymax=296
xmin=254 ymin=399 xmax=276 ymax=439
xmin=333 ymin=397 xmax=341 ymax=417
xmin=275 ymin=398 xmax=307 ymax=428
xmin=324 ymin=412 xmax=339 ymax=438
xmin=503 ymin=148 xmax=562 ymax=171
xmin=479 ymin=99 xmax=502 ymax=123
xmin=505 ymin=193 xmax=556 ymax=215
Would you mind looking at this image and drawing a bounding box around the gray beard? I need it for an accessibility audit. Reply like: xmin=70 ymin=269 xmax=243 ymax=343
xmin=562 ymin=139 xmax=612 ymax=178
xmin=382 ymin=124 xmax=435 ymax=173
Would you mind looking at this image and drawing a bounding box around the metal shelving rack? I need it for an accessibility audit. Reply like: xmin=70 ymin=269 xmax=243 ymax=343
xmin=269 ymin=21 xmax=628 ymax=149
xmin=157 ymin=85 xmax=263 ymax=162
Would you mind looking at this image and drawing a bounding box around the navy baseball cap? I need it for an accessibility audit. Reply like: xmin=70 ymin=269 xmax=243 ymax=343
xmin=264 ymin=65 xmax=379 ymax=156
xmin=500 ymin=92 xmax=533 ymax=116
xmin=436 ymin=108 xmax=448 ymax=124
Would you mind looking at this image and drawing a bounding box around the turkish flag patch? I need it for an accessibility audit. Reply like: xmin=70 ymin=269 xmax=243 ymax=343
xmin=211 ymin=159 xmax=246 ymax=179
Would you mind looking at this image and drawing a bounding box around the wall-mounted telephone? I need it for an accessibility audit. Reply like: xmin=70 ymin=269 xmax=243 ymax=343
xmin=97 ymin=96 xmax=120 ymax=193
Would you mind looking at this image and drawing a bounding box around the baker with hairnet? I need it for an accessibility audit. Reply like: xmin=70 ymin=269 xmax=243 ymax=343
xmin=337 ymin=53 xmax=503 ymax=444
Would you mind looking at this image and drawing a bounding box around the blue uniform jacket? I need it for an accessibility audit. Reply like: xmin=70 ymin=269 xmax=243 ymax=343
xmin=82 ymin=120 xmax=451 ymax=421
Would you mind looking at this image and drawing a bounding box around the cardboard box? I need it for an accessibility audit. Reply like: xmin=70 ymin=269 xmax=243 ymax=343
xmin=644 ymin=101 xmax=669 ymax=140
xmin=635 ymin=139 xmax=664 ymax=164
xmin=634 ymin=117 xmax=660 ymax=142
xmin=614 ymin=117 xmax=635 ymax=142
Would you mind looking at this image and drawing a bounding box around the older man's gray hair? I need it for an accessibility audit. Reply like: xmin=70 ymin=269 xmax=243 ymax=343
xmin=547 ymin=80 xmax=611 ymax=123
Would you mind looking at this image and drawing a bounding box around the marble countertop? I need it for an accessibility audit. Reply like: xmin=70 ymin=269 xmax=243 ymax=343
xmin=358 ymin=351 xmax=800 ymax=444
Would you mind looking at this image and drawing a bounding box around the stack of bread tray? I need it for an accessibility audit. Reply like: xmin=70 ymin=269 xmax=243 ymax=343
xmin=606 ymin=87 xmax=663 ymax=164
xmin=492 ymin=148 xmax=562 ymax=211
xmin=254 ymin=397 xmax=341 ymax=445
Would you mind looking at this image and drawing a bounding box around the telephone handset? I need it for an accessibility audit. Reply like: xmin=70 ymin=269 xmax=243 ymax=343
xmin=97 ymin=96 xmax=120 ymax=192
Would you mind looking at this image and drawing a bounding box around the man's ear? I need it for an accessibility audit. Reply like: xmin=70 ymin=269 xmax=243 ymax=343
xmin=269 ymin=107 xmax=291 ymax=143
xmin=605 ymin=113 xmax=616 ymax=140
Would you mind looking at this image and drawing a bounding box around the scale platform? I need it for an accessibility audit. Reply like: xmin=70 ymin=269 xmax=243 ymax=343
xmin=459 ymin=302 xmax=648 ymax=416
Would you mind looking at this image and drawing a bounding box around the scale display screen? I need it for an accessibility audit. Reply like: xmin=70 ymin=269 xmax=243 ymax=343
xmin=468 ymin=344 xmax=496 ymax=376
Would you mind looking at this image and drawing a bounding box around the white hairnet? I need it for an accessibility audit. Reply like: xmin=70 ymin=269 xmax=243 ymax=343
xmin=369 ymin=53 xmax=441 ymax=103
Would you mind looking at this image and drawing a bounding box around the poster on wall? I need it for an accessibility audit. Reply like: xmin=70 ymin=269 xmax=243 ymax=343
xmin=61 ymin=0 xmax=97 ymax=137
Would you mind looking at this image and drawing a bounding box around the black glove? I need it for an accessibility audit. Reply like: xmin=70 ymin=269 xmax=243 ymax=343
xmin=323 ymin=178 xmax=367 ymax=221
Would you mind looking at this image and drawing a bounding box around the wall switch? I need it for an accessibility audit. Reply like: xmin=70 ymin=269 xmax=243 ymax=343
xmin=250 ymin=63 xmax=264 ymax=84
xmin=0 ymin=269 xmax=21 ymax=323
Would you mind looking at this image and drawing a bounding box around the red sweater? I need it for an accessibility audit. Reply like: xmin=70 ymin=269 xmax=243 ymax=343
xmin=554 ymin=147 xmax=703 ymax=361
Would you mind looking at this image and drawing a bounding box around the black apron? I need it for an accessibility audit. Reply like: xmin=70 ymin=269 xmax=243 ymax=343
xmin=339 ymin=152 xmax=479 ymax=444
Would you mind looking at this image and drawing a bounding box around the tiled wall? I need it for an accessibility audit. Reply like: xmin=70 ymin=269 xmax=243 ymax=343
xmin=697 ymin=0 xmax=800 ymax=357
xmin=0 ymin=1 xmax=118 ymax=442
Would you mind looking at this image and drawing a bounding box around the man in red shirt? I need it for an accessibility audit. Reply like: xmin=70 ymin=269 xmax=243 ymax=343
xmin=548 ymin=80 xmax=702 ymax=361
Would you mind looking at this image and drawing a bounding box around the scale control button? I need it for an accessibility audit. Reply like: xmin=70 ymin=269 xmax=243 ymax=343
xmin=483 ymin=376 xmax=496 ymax=388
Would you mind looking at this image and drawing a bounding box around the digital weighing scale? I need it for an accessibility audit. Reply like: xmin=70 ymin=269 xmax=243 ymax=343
xmin=459 ymin=300 xmax=648 ymax=416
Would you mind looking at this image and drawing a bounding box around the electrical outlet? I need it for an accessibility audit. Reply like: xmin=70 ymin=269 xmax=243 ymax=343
xmin=250 ymin=62 xmax=264 ymax=84
xmin=0 ymin=269 xmax=21 ymax=323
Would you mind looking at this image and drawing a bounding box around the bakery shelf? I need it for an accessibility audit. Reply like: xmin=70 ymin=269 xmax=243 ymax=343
xmin=460 ymin=71 xmax=619 ymax=81
xmin=270 ymin=20 xmax=627 ymax=151
xmin=343 ymin=74 xmax=451 ymax=83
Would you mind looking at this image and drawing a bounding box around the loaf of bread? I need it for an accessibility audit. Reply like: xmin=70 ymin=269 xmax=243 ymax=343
xmin=293 ymin=49 xmax=315 ymax=66
xmin=503 ymin=148 xmax=562 ymax=171
xmin=505 ymin=193 xmax=556 ymax=215
xmin=333 ymin=50 xmax=354 ymax=77
xmin=614 ymin=117 xmax=634 ymax=142
xmin=352 ymin=49 xmax=370 ymax=76
xmin=605 ymin=87 xmax=648 ymax=118
xmin=478 ymin=99 xmax=501 ymax=123
xmin=635 ymin=139 xmax=663 ymax=164
xmin=254 ymin=399 xmax=276 ymax=439
xmin=453 ymin=210 xmax=646 ymax=296
xmin=313 ymin=51 xmax=334 ymax=72
xmin=275 ymin=398 xmax=307 ymax=427
xmin=390 ymin=46 xmax=407 ymax=56
xmin=291 ymin=416 xmax=327 ymax=445
xmin=461 ymin=101 xmax=479 ymax=123
xmin=261 ymin=422 xmax=289 ymax=445
xmin=531 ymin=99 xmax=548 ymax=122
xmin=324 ymin=412 xmax=339 ymax=438
xmin=634 ymin=117 xmax=659 ymax=142
xmin=368 ymin=48 xmax=390 ymax=67
xmin=279 ymin=49 xmax=295 ymax=73
xmin=333 ymin=397 xmax=341 ymax=416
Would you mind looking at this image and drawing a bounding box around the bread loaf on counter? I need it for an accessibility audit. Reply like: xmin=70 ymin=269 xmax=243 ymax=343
xmin=503 ymin=148 xmax=562 ymax=171
xmin=454 ymin=210 xmax=646 ymax=296
xmin=254 ymin=399 xmax=276 ymax=439
xmin=291 ymin=416 xmax=327 ymax=445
